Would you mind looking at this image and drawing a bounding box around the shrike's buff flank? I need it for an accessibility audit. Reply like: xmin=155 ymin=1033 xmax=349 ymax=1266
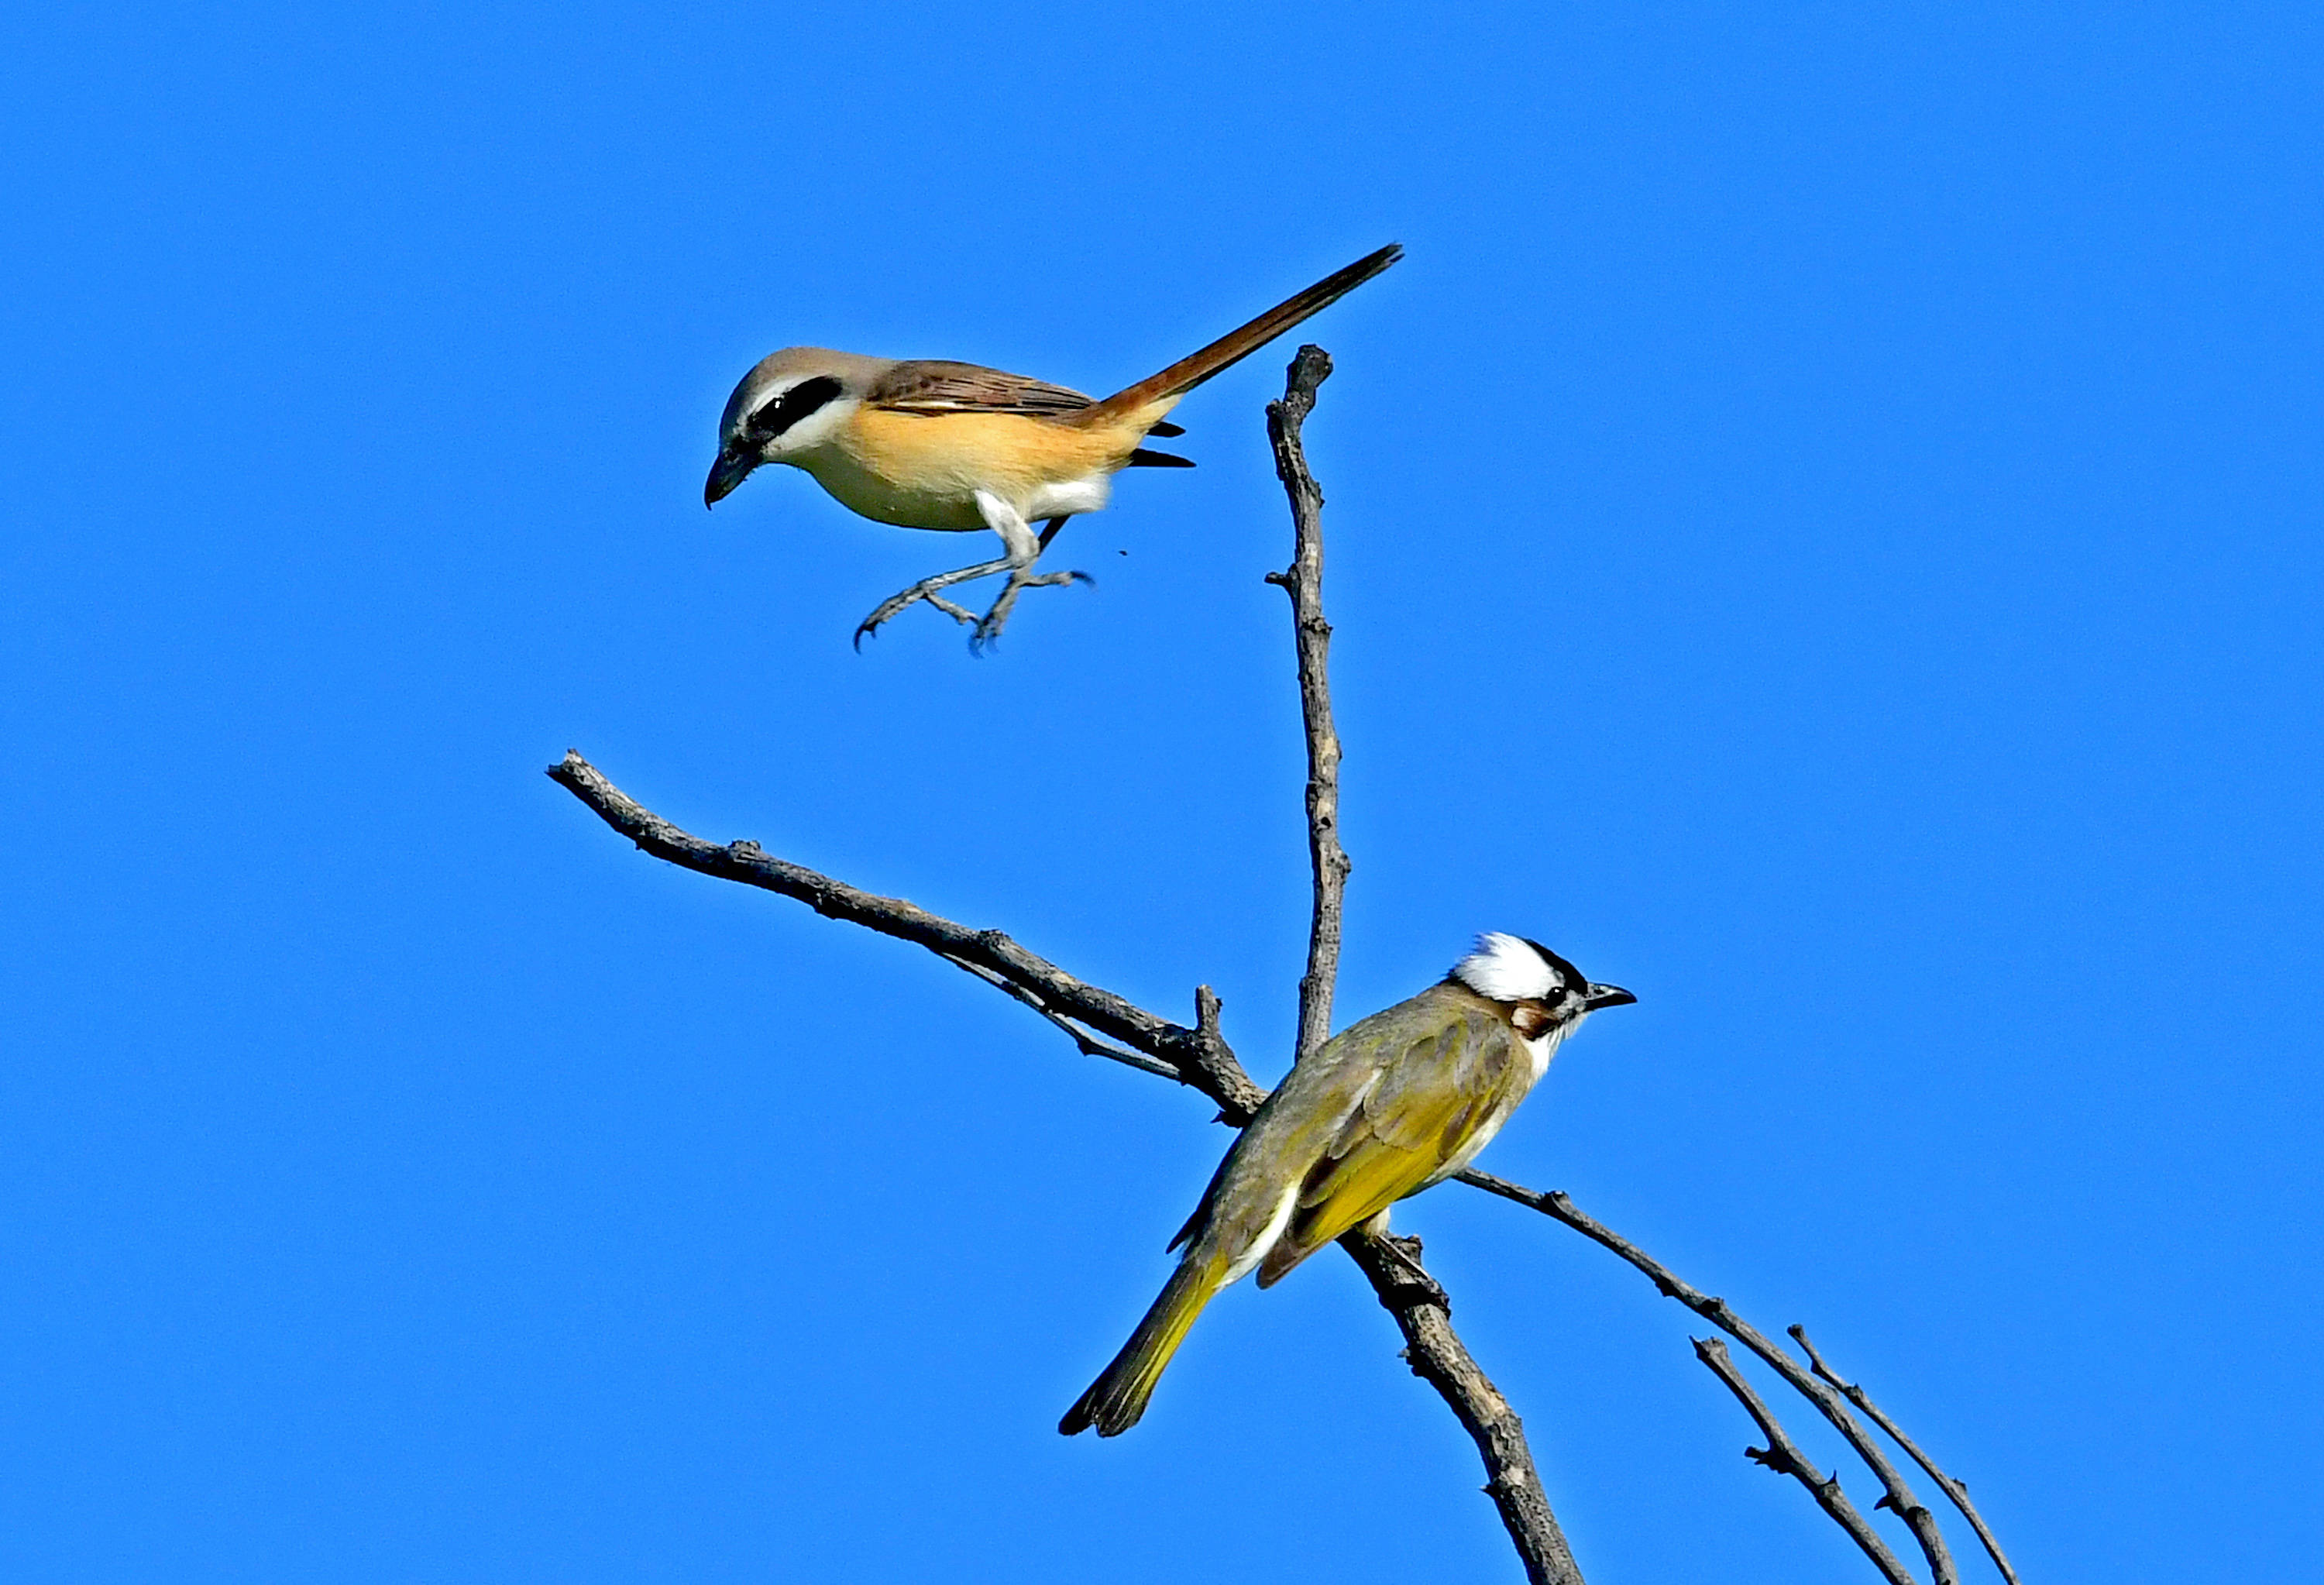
xmin=1060 ymin=934 xmax=1634 ymax=1437
xmin=705 ymin=244 xmax=1403 ymax=648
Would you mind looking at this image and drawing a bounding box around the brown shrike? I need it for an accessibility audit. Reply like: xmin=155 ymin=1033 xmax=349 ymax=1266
xmin=705 ymin=245 xmax=1402 ymax=649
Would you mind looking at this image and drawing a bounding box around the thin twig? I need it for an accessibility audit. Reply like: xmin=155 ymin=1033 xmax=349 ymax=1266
xmin=1693 ymin=1339 xmax=1918 ymax=1585
xmin=937 ymin=954 xmax=1184 ymax=1083
xmin=1456 ymin=1171 xmax=1959 ymax=1585
xmin=1263 ymin=342 xmax=1353 ymax=1065
xmin=1791 ymin=1326 xmax=2021 ymax=1585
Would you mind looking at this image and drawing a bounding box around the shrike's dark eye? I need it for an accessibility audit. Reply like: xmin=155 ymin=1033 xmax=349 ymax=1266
xmin=748 ymin=376 xmax=844 ymax=440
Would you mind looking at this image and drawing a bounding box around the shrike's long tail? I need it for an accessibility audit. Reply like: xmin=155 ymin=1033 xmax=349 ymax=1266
xmin=1070 ymin=244 xmax=1402 ymax=430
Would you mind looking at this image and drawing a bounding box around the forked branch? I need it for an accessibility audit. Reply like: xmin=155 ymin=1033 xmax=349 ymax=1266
xmin=545 ymin=758 xmax=1996 ymax=1585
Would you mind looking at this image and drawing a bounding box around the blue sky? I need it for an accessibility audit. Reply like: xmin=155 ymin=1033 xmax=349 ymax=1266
xmin=5 ymin=3 xmax=2319 ymax=1580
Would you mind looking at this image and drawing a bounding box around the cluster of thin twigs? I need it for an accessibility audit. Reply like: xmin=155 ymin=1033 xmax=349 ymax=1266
xmin=549 ymin=348 xmax=2016 ymax=1585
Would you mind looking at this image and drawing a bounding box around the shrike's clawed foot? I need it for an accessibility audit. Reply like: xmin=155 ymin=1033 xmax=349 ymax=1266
xmin=968 ymin=566 xmax=1092 ymax=654
xmin=854 ymin=511 xmax=1087 ymax=653
xmin=850 ymin=558 xmax=1092 ymax=651
xmin=853 ymin=557 xmax=1011 ymax=649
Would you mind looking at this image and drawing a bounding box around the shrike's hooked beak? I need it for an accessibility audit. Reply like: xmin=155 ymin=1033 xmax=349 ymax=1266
xmin=703 ymin=451 xmax=755 ymax=507
xmin=1582 ymin=983 xmax=1637 ymax=1012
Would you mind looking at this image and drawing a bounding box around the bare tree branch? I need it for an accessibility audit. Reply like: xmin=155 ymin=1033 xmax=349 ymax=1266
xmin=1346 ymin=1230 xmax=1587 ymax=1585
xmin=1456 ymin=1172 xmax=1960 ymax=1585
xmin=1790 ymin=1326 xmax=2022 ymax=1585
xmin=1263 ymin=342 xmax=1352 ymax=1065
xmin=1693 ymin=1338 xmax=1918 ymax=1585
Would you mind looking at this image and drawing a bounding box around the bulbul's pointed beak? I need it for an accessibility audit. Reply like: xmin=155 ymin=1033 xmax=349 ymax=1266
xmin=1583 ymin=984 xmax=1637 ymax=1012
xmin=704 ymin=452 xmax=755 ymax=507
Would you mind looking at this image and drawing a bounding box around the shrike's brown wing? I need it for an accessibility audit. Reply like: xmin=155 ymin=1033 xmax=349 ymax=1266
xmin=866 ymin=361 xmax=1184 ymax=435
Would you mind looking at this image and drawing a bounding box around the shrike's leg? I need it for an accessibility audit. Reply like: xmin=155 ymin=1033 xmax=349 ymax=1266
xmin=969 ymin=496 xmax=1087 ymax=652
xmin=851 ymin=511 xmax=1083 ymax=652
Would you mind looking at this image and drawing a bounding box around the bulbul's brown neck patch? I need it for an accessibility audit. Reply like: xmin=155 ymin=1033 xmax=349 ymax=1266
xmin=1509 ymin=1001 xmax=1559 ymax=1040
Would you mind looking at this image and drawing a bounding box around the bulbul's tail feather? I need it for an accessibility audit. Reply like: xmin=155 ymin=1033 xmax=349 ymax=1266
xmin=1070 ymin=244 xmax=1403 ymax=429
xmin=1058 ymin=1257 xmax=1224 ymax=1437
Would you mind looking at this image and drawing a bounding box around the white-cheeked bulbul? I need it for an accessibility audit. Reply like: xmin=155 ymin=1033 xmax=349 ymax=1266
xmin=1061 ymin=933 xmax=1634 ymax=1436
